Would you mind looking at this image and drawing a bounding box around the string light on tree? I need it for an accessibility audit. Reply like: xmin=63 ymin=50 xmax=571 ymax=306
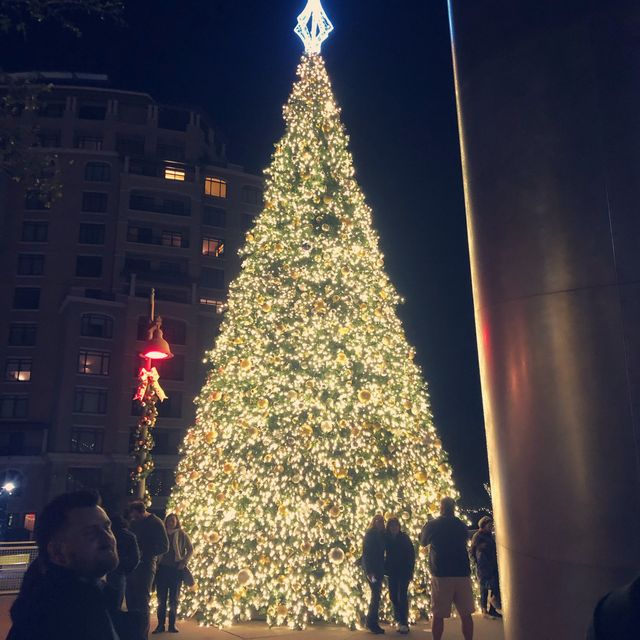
xmin=169 ymin=0 xmax=458 ymax=629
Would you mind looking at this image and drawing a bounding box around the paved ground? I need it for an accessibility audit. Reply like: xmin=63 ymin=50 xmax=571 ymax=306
xmin=0 ymin=595 xmax=504 ymax=639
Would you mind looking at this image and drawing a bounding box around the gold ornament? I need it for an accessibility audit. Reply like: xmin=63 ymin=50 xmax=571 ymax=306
xmin=278 ymin=504 xmax=287 ymax=516
xmin=358 ymin=389 xmax=372 ymax=404
xmin=257 ymin=398 xmax=269 ymax=410
xmin=211 ymin=390 xmax=223 ymax=402
xmin=375 ymin=491 xmax=384 ymax=500
xmin=175 ymin=474 xmax=185 ymax=486
xmin=223 ymin=462 xmax=234 ymax=474
xmin=300 ymin=541 xmax=312 ymax=553
xmin=274 ymin=242 xmax=284 ymax=253
xmin=328 ymin=505 xmax=340 ymax=518
xmin=314 ymin=603 xmax=325 ymax=616
xmin=439 ymin=463 xmax=449 ymax=474
xmin=204 ymin=430 xmax=218 ymax=444
xmin=329 ymin=547 xmax=345 ymax=564
xmin=261 ymin=302 xmax=272 ymax=313
xmin=189 ymin=470 xmax=200 ymax=481
xmin=277 ymin=604 xmax=288 ymax=617
xmin=320 ymin=420 xmax=333 ymax=433
xmin=233 ymin=587 xmax=246 ymax=601
xmin=336 ymin=351 xmax=348 ymax=365
xmin=237 ymin=568 xmax=254 ymax=586
xmin=239 ymin=358 xmax=252 ymax=370
xmin=300 ymin=423 xmax=313 ymax=437
xmin=415 ymin=471 xmax=428 ymax=484
xmin=334 ymin=467 xmax=348 ymax=479
xmin=208 ymin=531 xmax=221 ymax=544
xmin=321 ymin=223 xmax=330 ymax=232
xmin=215 ymin=492 xmax=226 ymax=503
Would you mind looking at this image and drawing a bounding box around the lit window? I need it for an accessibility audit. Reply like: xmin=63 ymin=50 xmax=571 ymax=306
xmin=162 ymin=231 xmax=184 ymax=248
xmin=5 ymin=359 xmax=32 ymax=382
xmin=202 ymin=236 xmax=225 ymax=258
xmin=204 ymin=177 xmax=227 ymax=198
xmin=199 ymin=298 xmax=225 ymax=314
xmin=77 ymin=350 xmax=110 ymax=376
xmin=164 ymin=166 xmax=186 ymax=181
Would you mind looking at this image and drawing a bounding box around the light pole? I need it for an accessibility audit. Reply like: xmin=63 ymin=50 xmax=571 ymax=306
xmin=131 ymin=288 xmax=173 ymax=504
xmin=0 ymin=481 xmax=17 ymax=541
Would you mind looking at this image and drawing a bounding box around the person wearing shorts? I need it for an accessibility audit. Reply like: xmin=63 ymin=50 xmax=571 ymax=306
xmin=420 ymin=497 xmax=475 ymax=640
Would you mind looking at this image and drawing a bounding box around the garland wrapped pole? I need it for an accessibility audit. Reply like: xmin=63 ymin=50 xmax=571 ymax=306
xmin=131 ymin=288 xmax=173 ymax=504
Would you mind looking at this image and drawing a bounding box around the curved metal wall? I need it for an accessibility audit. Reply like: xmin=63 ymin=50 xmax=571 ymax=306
xmin=447 ymin=1 xmax=640 ymax=637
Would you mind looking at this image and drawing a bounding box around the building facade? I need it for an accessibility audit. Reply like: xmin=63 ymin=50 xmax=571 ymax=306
xmin=0 ymin=72 xmax=263 ymax=534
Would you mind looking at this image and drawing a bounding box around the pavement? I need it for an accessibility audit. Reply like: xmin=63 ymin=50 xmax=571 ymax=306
xmin=0 ymin=595 xmax=504 ymax=639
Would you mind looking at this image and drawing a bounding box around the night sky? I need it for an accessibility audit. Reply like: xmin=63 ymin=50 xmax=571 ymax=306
xmin=0 ymin=0 xmax=489 ymax=506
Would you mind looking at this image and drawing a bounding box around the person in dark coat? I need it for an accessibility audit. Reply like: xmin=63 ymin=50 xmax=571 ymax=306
xmin=126 ymin=500 xmax=170 ymax=638
xmin=362 ymin=513 xmax=386 ymax=634
xmin=385 ymin=516 xmax=415 ymax=634
xmin=153 ymin=513 xmax=193 ymax=634
xmin=6 ymin=490 xmax=142 ymax=640
xmin=470 ymin=516 xmax=501 ymax=619
xmin=588 ymin=575 xmax=640 ymax=640
xmin=106 ymin=514 xmax=141 ymax=610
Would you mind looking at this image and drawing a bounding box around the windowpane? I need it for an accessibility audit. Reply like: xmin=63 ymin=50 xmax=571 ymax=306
xmin=202 ymin=206 xmax=226 ymax=228
xmin=70 ymin=428 xmax=104 ymax=454
xmin=80 ymin=314 xmax=113 ymax=339
xmin=24 ymin=191 xmax=48 ymax=210
xmin=12 ymin=288 xmax=40 ymax=310
xmin=164 ymin=167 xmax=185 ymax=181
xmin=202 ymin=237 xmax=224 ymax=258
xmin=147 ymin=469 xmax=175 ymax=497
xmin=73 ymin=388 xmax=108 ymax=414
xmin=78 ymin=223 xmax=105 ymax=245
xmin=204 ymin=177 xmax=227 ymax=198
xmin=75 ymin=135 xmax=103 ymax=150
xmin=66 ymin=467 xmax=102 ymax=492
xmin=5 ymin=359 xmax=32 ymax=382
xmin=81 ymin=192 xmax=108 ymax=213
xmin=200 ymin=268 xmax=224 ymax=289
xmin=21 ymin=222 xmax=48 ymax=242
xmin=162 ymin=231 xmax=184 ymax=248
xmin=76 ymin=256 xmax=103 ymax=278
xmin=0 ymin=396 xmax=28 ymax=419
xmin=8 ymin=324 xmax=37 ymax=346
xmin=84 ymin=162 xmax=111 ymax=182
xmin=78 ymin=104 xmax=106 ymax=120
xmin=199 ymin=298 xmax=225 ymax=314
xmin=77 ymin=350 xmax=110 ymax=376
xmin=241 ymin=185 xmax=262 ymax=205
xmin=37 ymin=131 xmax=61 ymax=148
xmin=17 ymin=254 xmax=44 ymax=276
xmin=116 ymin=135 xmax=145 ymax=156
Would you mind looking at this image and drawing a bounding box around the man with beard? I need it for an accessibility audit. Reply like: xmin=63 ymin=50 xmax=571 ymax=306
xmin=7 ymin=490 xmax=141 ymax=640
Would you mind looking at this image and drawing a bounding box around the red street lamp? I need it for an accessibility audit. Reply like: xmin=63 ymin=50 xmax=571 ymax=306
xmin=131 ymin=288 xmax=173 ymax=503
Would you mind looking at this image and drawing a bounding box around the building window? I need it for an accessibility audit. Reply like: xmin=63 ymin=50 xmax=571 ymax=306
xmin=0 ymin=395 xmax=28 ymax=419
xmin=13 ymin=288 xmax=40 ymax=310
xmin=77 ymin=350 xmax=110 ymax=376
xmin=66 ymin=467 xmax=102 ymax=492
xmin=156 ymin=392 xmax=182 ymax=418
xmin=84 ymin=162 xmax=111 ymax=182
xmin=147 ymin=469 xmax=175 ymax=497
xmin=75 ymin=135 xmax=103 ymax=150
xmin=76 ymin=256 xmax=103 ymax=278
xmin=17 ymin=254 xmax=45 ymax=276
xmin=37 ymin=131 xmax=61 ymax=148
xmin=5 ymin=359 xmax=32 ymax=382
xmin=24 ymin=191 xmax=48 ymax=210
xmin=202 ymin=237 xmax=225 ymax=258
xmin=164 ymin=166 xmax=186 ymax=181
xmin=81 ymin=192 xmax=108 ymax=213
xmin=199 ymin=298 xmax=225 ymax=314
xmin=21 ymin=221 xmax=48 ymax=243
xmin=78 ymin=104 xmax=106 ymax=120
xmin=8 ymin=323 xmax=37 ymax=346
xmin=39 ymin=102 xmax=65 ymax=118
xmin=200 ymin=268 xmax=224 ymax=289
xmin=204 ymin=177 xmax=227 ymax=198
xmin=81 ymin=314 xmax=113 ymax=339
xmin=116 ymin=135 xmax=145 ymax=156
xmin=202 ymin=206 xmax=226 ymax=228
xmin=124 ymin=256 xmax=151 ymax=273
xmin=241 ymin=213 xmax=255 ymax=232
xmin=129 ymin=192 xmax=190 ymax=217
xmin=73 ymin=388 xmax=107 ymax=414
xmin=127 ymin=226 xmax=153 ymax=244
xmin=118 ymin=104 xmax=147 ymax=125
xmin=154 ymin=430 xmax=180 ymax=455
xmin=241 ymin=185 xmax=262 ymax=205
xmin=78 ymin=223 xmax=105 ymax=245
xmin=162 ymin=231 xmax=184 ymax=248
xmin=157 ymin=142 xmax=185 ymax=161
xmin=70 ymin=428 xmax=104 ymax=454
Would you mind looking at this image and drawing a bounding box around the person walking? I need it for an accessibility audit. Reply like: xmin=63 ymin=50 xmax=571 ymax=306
xmin=153 ymin=513 xmax=193 ymax=634
xmin=7 ymin=490 xmax=142 ymax=640
xmin=362 ymin=514 xmax=387 ymax=634
xmin=385 ymin=516 xmax=415 ymax=635
xmin=106 ymin=514 xmax=141 ymax=610
xmin=420 ymin=497 xmax=475 ymax=640
xmin=470 ymin=516 xmax=501 ymax=619
xmin=126 ymin=500 xmax=170 ymax=638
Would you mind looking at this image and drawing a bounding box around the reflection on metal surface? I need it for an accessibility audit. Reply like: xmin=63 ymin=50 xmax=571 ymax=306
xmin=448 ymin=0 xmax=640 ymax=638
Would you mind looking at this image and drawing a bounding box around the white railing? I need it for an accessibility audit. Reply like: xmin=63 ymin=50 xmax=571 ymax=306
xmin=0 ymin=542 xmax=37 ymax=594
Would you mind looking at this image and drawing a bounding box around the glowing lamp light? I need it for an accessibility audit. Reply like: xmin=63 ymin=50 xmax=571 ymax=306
xmin=2 ymin=482 xmax=16 ymax=494
xmin=139 ymin=323 xmax=174 ymax=361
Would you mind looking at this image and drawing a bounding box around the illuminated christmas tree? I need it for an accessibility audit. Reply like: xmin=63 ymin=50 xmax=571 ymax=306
xmin=169 ymin=0 xmax=458 ymax=629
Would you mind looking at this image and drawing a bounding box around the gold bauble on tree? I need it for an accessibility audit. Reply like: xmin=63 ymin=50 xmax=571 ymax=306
xmin=237 ymin=568 xmax=254 ymax=586
xmin=329 ymin=547 xmax=345 ymax=564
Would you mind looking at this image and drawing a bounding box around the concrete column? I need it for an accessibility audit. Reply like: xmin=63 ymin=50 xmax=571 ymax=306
xmin=447 ymin=1 xmax=640 ymax=638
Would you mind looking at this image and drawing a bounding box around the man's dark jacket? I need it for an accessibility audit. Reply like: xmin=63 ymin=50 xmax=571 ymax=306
xmin=362 ymin=528 xmax=386 ymax=579
xmin=6 ymin=559 xmax=142 ymax=640
xmin=385 ymin=531 xmax=416 ymax=580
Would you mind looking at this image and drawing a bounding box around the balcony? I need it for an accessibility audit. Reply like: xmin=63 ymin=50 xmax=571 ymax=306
xmin=129 ymin=158 xmax=195 ymax=183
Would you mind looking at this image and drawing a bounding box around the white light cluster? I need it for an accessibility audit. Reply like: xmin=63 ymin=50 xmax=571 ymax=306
xmin=294 ymin=0 xmax=334 ymax=55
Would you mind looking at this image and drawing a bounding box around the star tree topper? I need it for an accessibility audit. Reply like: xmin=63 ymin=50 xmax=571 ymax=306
xmin=294 ymin=0 xmax=334 ymax=55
